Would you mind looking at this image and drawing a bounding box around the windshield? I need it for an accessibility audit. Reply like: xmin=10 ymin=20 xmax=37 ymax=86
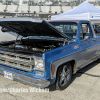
xmin=49 ymin=22 xmax=78 ymax=39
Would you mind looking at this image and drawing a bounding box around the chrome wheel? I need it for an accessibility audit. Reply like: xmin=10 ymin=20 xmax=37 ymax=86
xmin=55 ymin=63 xmax=72 ymax=90
xmin=59 ymin=65 xmax=70 ymax=87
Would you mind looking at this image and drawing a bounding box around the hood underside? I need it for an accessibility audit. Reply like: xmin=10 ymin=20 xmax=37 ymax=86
xmin=0 ymin=17 xmax=70 ymax=40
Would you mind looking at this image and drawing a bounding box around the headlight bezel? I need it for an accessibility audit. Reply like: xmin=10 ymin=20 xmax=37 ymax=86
xmin=34 ymin=57 xmax=45 ymax=71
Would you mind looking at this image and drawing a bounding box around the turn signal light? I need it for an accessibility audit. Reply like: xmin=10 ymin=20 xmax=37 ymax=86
xmin=53 ymin=65 xmax=55 ymax=74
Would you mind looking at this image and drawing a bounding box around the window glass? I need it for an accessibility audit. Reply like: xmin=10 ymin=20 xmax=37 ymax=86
xmin=80 ymin=23 xmax=93 ymax=40
xmin=49 ymin=22 xmax=78 ymax=40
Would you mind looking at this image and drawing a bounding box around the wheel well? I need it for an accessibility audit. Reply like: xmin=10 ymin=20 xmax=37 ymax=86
xmin=55 ymin=60 xmax=76 ymax=81
xmin=55 ymin=60 xmax=75 ymax=82
xmin=69 ymin=60 xmax=75 ymax=74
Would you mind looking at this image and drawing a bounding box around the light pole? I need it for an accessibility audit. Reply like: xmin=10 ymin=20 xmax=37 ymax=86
xmin=6 ymin=0 xmax=7 ymax=5
xmin=28 ymin=0 xmax=31 ymax=13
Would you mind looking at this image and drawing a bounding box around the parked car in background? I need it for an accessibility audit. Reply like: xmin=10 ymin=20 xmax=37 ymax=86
xmin=92 ymin=24 xmax=100 ymax=33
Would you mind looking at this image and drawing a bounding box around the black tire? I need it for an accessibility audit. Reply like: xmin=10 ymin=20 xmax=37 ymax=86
xmin=55 ymin=63 xmax=72 ymax=90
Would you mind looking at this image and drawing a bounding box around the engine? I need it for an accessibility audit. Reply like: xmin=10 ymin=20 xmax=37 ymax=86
xmin=0 ymin=38 xmax=66 ymax=55
xmin=0 ymin=38 xmax=67 ymax=55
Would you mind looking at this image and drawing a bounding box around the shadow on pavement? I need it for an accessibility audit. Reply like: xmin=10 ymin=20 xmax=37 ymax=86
xmin=71 ymin=61 xmax=99 ymax=84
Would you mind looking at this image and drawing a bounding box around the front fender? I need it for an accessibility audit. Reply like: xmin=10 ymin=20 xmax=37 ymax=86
xmin=51 ymin=55 xmax=77 ymax=80
xmin=42 ymin=40 xmax=82 ymax=82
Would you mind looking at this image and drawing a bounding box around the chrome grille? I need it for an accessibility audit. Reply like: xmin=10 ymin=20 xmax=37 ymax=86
xmin=0 ymin=51 xmax=34 ymax=71
xmin=0 ymin=53 xmax=4 ymax=56
xmin=18 ymin=56 xmax=30 ymax=62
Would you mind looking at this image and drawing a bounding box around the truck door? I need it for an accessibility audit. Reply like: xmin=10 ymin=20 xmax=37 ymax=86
xmin=79 ymin=22 xmax=97 ymax=67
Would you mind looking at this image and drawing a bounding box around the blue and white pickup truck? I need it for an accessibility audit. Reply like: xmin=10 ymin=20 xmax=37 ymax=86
xmin=0 ymin=17 xmax=99 ymax=90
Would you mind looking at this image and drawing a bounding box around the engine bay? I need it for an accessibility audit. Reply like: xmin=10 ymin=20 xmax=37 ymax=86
xmin=0 ymin=37 xmax=67 ymax=55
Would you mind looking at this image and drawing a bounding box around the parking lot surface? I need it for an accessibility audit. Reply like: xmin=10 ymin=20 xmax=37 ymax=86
xmin=0 ymin=61 xmax=100 ymax=100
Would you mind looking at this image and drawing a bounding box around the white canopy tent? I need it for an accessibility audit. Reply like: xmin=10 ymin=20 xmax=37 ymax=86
xmin=51 ymin=1 xmax=100 ymax=21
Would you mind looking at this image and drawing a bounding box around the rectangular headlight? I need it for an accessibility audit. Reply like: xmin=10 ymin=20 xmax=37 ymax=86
xmin=34 ymin=57 xmax=45 ymax=71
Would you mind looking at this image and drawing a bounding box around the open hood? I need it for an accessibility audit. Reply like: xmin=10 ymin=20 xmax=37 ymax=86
xmin=0 ymin=17 xmax=70 ymax=40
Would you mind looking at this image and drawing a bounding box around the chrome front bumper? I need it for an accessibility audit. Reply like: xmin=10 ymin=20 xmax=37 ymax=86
xmin=0 ymin=65 xmax=50 ymax=88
